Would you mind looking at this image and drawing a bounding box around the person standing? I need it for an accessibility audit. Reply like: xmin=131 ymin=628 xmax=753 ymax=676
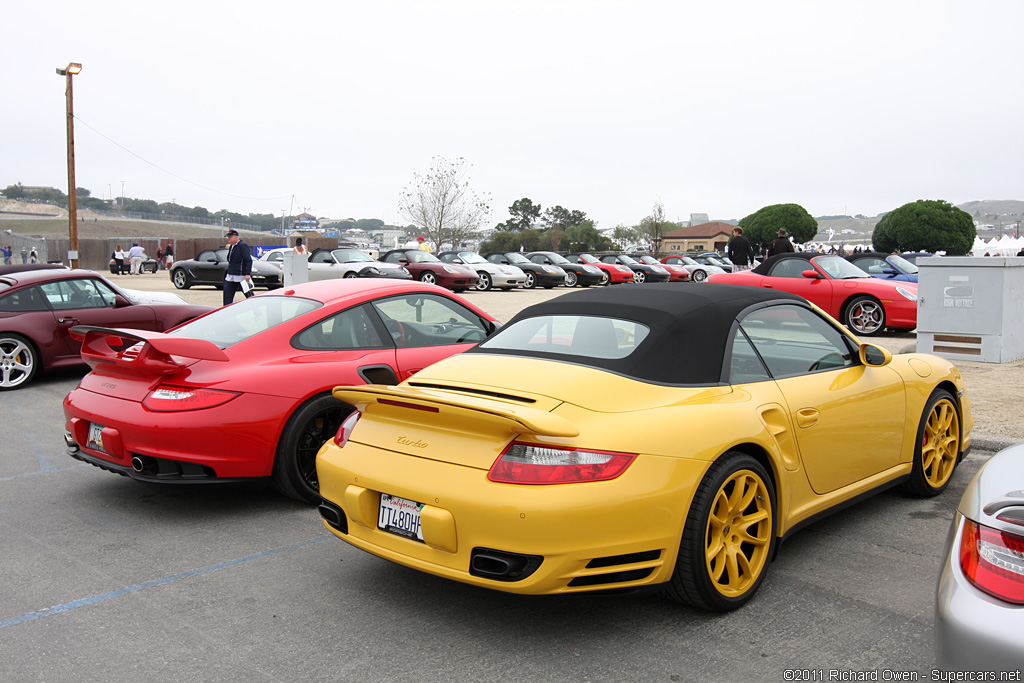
xmin=292 ymin=237 xmax=309 ymax=256
xmin=416 ymin=236 xmax=432 ymax=253
xmin=113 ymin=244 xmax=126 ymax=274
xmin=28 ymin=248 xmax=38 ymax=264
xmin=223 ymin=229 xmax=253 ymax=306
xmin=156 ymin=247 xmax=164 ymax=270
xmin=2 ymin=246 xmax=10 ymax=265
xmin=127 ymin=242 xmax=146 ymax=274
xmin=164 ymin=242 xmax=174 ymax=270
xmin=767 ymin=229 xmax=796 ymax=258
xmin=727 ymin=227 xmax=755 ymax=270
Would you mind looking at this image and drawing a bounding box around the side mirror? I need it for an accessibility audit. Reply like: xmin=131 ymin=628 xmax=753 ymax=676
xmin=398 ymin=258 xmax=410 ymax=265
xmin=882 ymin=268 xmax=898 ymax=276
xmin=801 ymin=269 xmax=822 ymax=279
xmin=859 ymin=343 xmax=892 ymax=367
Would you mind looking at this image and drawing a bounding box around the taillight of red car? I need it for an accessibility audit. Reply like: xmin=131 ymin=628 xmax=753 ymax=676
xmin=488 ymin=442 xmax=636 ymax=485
xmin=142 ymin=385 xmax=240 ymax=412
xmin=333 ymin=411 xmax=361 ymax=448
xmin=959 ymin=518 xmax=1024 ymax=604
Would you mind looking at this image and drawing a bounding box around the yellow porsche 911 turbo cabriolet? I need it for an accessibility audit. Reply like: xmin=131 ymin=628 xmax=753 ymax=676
xmin=315 ymin=283 xmax=972 ymax=611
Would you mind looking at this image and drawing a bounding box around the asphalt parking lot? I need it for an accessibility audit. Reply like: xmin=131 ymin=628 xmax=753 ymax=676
xmin=0 ymin=275 xmax=1003 ymax=681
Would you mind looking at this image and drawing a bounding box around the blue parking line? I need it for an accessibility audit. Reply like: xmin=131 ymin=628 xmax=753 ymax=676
xmin=0 ymin=536 xmax=328 ymax=630
xmin=0 ymin=465 xmax=86 ymax=482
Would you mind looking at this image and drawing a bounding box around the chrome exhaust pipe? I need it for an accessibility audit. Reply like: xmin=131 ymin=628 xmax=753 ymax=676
xmin=131 ymin=456 xmax=145 ymax=472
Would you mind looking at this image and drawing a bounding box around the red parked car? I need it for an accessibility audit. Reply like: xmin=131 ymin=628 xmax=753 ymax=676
xmin=380 ymin=249 xmax=478 ymax=290
xmin=708 ymin=253 xmax=918 ymax=336
xmin=63 ymin=279 xmax=499 ymax=502
xmin=0 ymin=268 xmax=211 ymax=390
xmin=564 ymin=253 xmax=633 ymax=284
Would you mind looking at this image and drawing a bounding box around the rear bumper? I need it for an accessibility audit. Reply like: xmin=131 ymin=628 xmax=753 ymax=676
xmin=62 ymin=388 xmax=293 ymax=479
xmin=317 ymin=441 xmax=709 ymax=596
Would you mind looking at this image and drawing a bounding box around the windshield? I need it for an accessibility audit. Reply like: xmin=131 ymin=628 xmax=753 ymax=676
xmin=576 ymin=253 xmax=600 ymax=264
xmin=543 ymin=253 xmax=570 ymax=265
xmin=504 ymin=252 xmax=530 ymax=264
xmin=616 ymin=254 xmax=638 ymax=265
xmin=636 ymin=256 xmax=658 ymax=264
xmin=333 ymin=249 xmax=374 ymax=263
xmin=458 ymin=252 xmax=487 ymax=264
xmin=887 ymin=254 xmax=918 ymax=274
xmin=812 ymin=255 xmax=872 ymax=279
xmin=170 ymin=295 xmax=322 ymax=348
xmin=407 ymin=251 xmax=441 ymax=263
xmin=679 ymin=257 xmax=699 ymax=266
xmin=706 ymin=256 xmax=729 ymax=267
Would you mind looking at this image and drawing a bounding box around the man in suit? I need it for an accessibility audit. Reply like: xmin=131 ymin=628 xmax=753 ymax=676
xmin=223 ymin=230 xmax=253 ymax=306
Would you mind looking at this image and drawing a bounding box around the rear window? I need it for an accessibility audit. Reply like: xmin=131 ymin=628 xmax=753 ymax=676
xmin=170 ymin=295 xmax=322 ymax=348
xmin=478 ymin=315 xmax=649 ymax=360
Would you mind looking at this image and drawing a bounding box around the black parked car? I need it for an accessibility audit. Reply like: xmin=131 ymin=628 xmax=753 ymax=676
xmin=483 ymin=252 xmax=566 ymax=289
xmin=525 ymin=251 xmax=604 ymax=287
xmin=108 ymin=255 xmax=159 ymax=274
xmin=169 ymin=248 xmax=283 ymax=290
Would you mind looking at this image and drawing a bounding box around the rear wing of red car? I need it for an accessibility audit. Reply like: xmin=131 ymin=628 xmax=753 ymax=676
xmin=70 ymin=325 xmax=229 ymax=373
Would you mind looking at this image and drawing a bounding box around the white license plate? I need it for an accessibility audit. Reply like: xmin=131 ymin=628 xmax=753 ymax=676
xmin=87 ymin=423 xmax=106 ymax=453
xmin=378 ymin=494 xmax=424 ymax=542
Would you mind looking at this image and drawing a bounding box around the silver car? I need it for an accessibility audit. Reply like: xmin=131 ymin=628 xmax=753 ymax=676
xmin=437 ymin=251 xmax=526 ymax=291
xmin=263 ymin=248 xmax=412 ymax=281
xmin=935 ymin=442 xmax=1024 ymax=672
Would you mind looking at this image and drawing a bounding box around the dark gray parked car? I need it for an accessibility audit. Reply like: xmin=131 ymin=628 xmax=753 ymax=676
xmin=170 ymin=248 xmax=283 ymax=290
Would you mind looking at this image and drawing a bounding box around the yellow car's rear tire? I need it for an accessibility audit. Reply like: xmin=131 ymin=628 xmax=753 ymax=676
xmin=903 ymin=389 xmax=960 ymax=497
xmin=663 ymin=453 xmax=776 ymax=611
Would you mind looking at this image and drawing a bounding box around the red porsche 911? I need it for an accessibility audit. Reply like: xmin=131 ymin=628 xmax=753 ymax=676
xmin=708 ymin=253 xmax=919 ymax=336
xmin=62 ymin=279 xmax=499 ymax=502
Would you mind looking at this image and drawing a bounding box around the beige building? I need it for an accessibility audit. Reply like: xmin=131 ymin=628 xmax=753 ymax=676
xmin=661 ymin=221 xmax=734 ymax=255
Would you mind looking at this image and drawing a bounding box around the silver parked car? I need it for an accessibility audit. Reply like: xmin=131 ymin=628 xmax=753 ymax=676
xmin=437 ymin=251 xmax=526 ymax=291
xmin=262 ymin=248 xmax=412 ymax=281
xmin=935 ymin=442 xmax=1024 ymax=672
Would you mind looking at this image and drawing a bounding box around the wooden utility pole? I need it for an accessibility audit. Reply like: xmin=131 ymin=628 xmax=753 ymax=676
xmin=57 ymin=62 xmax=82 ymax=269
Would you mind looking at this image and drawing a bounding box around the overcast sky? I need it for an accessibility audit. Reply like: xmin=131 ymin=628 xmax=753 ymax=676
xmin=3 ymin=1 xmax=1022 ymax=229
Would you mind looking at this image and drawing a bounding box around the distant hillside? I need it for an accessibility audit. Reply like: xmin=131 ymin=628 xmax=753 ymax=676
xmin=955 ymin=199 xmax=1024 ymax=218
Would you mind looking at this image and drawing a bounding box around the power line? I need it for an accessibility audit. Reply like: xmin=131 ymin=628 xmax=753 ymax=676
xmin=72 ymin=115 xmax=292 ymax=202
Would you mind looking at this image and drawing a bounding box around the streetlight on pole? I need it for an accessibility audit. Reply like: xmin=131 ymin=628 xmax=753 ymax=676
xmin=120 ymin=180 xmax=125 ymax=208
xmin=56 ymin=61 xmax=82 ymax=268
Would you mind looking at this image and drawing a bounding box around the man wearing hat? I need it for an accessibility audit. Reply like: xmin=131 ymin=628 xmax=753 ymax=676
xmin=416 ymin=236 xmax=432 ymax=253
xmin=223 ymin=229 xmax=253 ymax=305
xmin=767 ymin=228 xmax=795 ymax=258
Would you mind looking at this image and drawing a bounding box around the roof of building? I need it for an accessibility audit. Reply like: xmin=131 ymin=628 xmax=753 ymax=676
xmin=663 ymin=221 xmax=735 ymax=239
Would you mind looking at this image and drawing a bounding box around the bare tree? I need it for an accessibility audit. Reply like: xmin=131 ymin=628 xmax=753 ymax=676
xmin=398 ymin=157 xmax=491 ymax=251
xmin=648 ymin=199 xmax=666 ymax=255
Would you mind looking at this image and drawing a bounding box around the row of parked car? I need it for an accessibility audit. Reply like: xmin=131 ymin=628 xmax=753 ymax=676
xmin=158 ymin=246 xmax=747 ymax=293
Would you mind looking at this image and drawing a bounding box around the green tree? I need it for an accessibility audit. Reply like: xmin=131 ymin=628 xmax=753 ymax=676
xmin=738 ymin=203 xmax=818 ymax=251
xmin=2 ymin=183 xmax=26 ymax=199
xmin=542 ymin=205 xmax=587 ymax=231
xmin=480 ymin=228 xmax=545 ymax=254
xmin=564 ymin=220 xmax=609 ymax=251
xmin=399 ymin=156 xmax=491 ymax=251
xmin=495 ymin=198 xmax=542 ymax=232
xmin=871 ymin=200 xmax=975 ymax=255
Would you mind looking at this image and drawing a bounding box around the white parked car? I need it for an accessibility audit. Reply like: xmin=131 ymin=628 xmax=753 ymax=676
xmin=437 ymin=251 xmax=526 ymax=291
xmin=264 ymin=248 xmax=412 ymax=281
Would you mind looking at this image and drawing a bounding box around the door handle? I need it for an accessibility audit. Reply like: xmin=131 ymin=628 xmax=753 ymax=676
xmin=58 ymin=317 xmax=79 ymax=324
xmin=795 ymin=408 xmax=819 ymax=428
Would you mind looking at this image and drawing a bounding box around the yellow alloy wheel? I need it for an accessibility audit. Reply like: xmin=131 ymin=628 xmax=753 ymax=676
xmin=921 ymin=397 xmax=960 ymax=489
xmin=704 ymin=469 xmax=773 ymax=598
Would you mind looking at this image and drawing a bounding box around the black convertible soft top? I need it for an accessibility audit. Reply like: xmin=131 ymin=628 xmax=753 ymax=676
xmin=470 ymin=283 xmax=808 ymax=385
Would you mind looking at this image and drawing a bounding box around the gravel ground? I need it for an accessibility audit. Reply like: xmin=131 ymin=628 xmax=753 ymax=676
xmin=113 ymin=270 xmax=1024 ymax=448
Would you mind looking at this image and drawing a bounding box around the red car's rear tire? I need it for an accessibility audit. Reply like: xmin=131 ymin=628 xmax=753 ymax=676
xmin=271 ymin=394 xmax=353 ymax=503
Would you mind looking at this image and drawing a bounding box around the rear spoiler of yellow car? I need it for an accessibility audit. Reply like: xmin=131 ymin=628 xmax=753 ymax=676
xmin=70 ymin=325 xmax=229 ymax=373
xmin=332 ymin=384 xmax=580 ymax=438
